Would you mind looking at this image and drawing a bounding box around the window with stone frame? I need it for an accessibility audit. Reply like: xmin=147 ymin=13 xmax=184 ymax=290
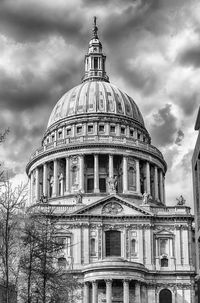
xmin=87 ymin=124 xmax=93 ymax=133
xmin=131 ymin=238 xmax=137 ymax=256
xmin=77 ymin=126 xmax=82 ymax=134
xmin=99 ymin=124 xmax=105 ymax=133
xmin=110 ymin=125 xmax=116 ymax=133
xmin=66 ymin=128 xmax=71 ymax=136
xmin=105 ymin=230 xmax=121 ymax=257
xmin=90 ymin=238 xmax=96 ymax=256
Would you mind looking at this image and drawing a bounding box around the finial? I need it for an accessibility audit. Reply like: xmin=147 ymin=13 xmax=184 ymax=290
xmin=93 ymin=16 xmax=98 ymax=39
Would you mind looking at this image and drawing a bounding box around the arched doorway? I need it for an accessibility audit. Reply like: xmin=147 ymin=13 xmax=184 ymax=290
xmin=159 ymin=289 xmax=172 ymax=303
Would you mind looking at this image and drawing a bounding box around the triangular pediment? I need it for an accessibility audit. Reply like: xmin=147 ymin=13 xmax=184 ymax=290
xmin=73 ymin=195 xmax=153 ymax=217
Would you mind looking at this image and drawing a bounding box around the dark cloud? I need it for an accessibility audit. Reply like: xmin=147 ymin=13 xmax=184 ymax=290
xmin=0 ymin=1 xmax=86 ymax=43
xmin=178 ymin=44 xmax=200 ymax=68
xmin=175 ymin=129 xmax=184 ymax=146
xmin=170 ymin=90 xmax=200 ymax=117
xmin=0 ymin=55 xmax=81 ymax=112
xmin=150 ymin=104 xmax=177 ymax=147
xmin=180 ymin=149 xmax=193 ymax=174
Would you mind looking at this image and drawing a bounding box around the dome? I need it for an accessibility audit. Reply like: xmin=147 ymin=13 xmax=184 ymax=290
xmin=47 ymin=81 xmax=145 ymax=129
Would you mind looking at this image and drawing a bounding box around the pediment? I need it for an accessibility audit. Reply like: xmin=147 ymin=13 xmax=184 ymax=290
xmin=73 ymin=195 xmax=153 ymax=217
xmin=154 ymin=229 xmax=174 ymax=237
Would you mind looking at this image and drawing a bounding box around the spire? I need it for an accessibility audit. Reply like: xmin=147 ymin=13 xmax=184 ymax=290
xmin=93 ymin=16 xmax=98 ymax=39
xmin=82 ymin=18 xmax=109 ymax=83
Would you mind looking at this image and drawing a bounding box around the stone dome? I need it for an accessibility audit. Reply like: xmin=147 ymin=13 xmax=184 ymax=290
xmin=47 ymin=81 xmax=145 ymax=129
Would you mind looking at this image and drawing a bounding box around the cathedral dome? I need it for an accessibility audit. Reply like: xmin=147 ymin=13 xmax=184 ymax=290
xmin=47 ymin=81 xmax=145 ymax=129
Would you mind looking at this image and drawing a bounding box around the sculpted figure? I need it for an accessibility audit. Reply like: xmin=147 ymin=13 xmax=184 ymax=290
xmin=75 ymin=190 xmax=83 ymax=204
xmin=142 ymin=191 xmax=149 ymax=204
xmin=107 ymin=176 xmax=118 ymax=193
xmin=176 ymin=195 xmax=186 ymax=205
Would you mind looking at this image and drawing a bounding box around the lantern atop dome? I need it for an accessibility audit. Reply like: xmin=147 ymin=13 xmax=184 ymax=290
xmin=82 ymin=17 xmax=109 ymax=83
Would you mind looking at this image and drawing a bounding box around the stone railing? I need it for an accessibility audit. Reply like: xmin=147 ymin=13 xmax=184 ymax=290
xmin=29 ymin=135 xmax=164 ymax=161
xmin=28 ymin=204 xmax=79 ymax=214
xmin=151 ymin=206 xmax=191 ymax=215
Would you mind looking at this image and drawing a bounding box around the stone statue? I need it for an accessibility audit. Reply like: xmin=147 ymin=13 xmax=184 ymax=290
xmin=75 ymin=190 xmax=83 ymax=204
xmin=142 ymin=191 xmax=149 ymax=204
xmin=107 ymin=176 xmax=118 ymax=193
xmin=176 ymin=195 xmax=186 ymax=205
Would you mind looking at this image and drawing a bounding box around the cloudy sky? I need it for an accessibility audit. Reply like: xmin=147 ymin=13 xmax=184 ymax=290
xmin=0 ymin=0 xmax=199 ymax=209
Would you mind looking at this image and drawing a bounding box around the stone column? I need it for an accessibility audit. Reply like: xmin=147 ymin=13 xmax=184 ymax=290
xmin=92 ymin=281 xmax=98 ymax=303
xmin=106 ymin=280 xmax=112 ymax=303
xmin=79 ymin=154 xmax=84 ymax=192
xmin=83 ymin=282 xmax=90 ymax=303
xmin=141 ymin=284 xmax=147 ymax=303
xmin=94 ymin=154 xmax=99 ymax=193
xmin=123 ymin=156 xmax=128 ymax=193
xmin=30 ymin=172 xmax=34 ymax=204
xmin=65 ymin=157 xmax=70 ymax=194
xmin=159 ymin=170 xmax=164 ymax=203
xmin=28 ymin=174 xmax=31 ymax=205
xmin=154 ymin=166 xmax=159 ymax=200
xmin=53 ymin=159 xmax=58 ymax=197
xmin=60 ymin=174 xmax=64 ymax=196
xmin=135 ymin=282 xmax=141 ymax=302
xmin=109 ymin=154 xmax=114 ymax=178
xmin=146 ymin=162 xmax=151 ymax=194
xmin=163 ymin=174 xmax=166 ymax=204
xmin=123 ymin=280 xmax=129 ymax=303
xmin=43 ymin=163 xmax=48 ymax=196
xmin=35 ymin=167 xmax=40 ymax=201
xmin=136 ymin=159 xmax=140 ymax=193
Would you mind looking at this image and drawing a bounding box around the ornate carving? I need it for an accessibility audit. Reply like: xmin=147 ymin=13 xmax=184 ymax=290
xmin=142 ymin=191 xmax=150 ymax=204
xmin=102 ymin=202 xmax=123 ymax=215
xmin=106 ymin=176 xmax=118 ymax=194
xmin=74 ymin=190 xmax=83 ymax=204
xmin=176 ymin=195 xmax=186 ymax=205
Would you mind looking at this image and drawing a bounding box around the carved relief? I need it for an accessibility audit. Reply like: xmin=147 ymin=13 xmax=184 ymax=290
xmin=102 ymin=202 xmax=123 ymax=215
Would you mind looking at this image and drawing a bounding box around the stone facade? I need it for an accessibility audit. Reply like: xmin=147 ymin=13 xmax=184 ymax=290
xmin=192 ymin=106 xmax=200 ymax=301
xmin=26 ymin=19 xmax=196 ymax=303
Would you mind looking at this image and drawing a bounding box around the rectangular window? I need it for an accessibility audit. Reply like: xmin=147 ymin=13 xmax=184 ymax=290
xmin=99 ymin=125 xmax=105 ymax=132
xmin=88 ymin=125 xmax=93 ymax=133
xmin=106 ymin=230 xmax=121 ymax=257
xmin=121 ymin=127 xmax=125 ymax=135
xmin=130 ymin=129 xmax=134 ymax=137
xmin=137 ymin=133 xmax=141 ymax=140
xmin=99 ymin=178 xmax=106 ymax=192
xmin=160 ymin=239 xmax=168 ymax=255
xmin=94 ymin=57 xmax=98 ymax=69
xmin=66 ymin=128 xmax=71 ymax=136
xmin=77 ymin=126 xmax=82 ymax=134
xmin=58 ymin=131 xmax=62 ymax=139
xmin=87 ymin=178 xmax=94 ymax=192
xmin=52 ymin=135 xmax=55 ymax=141
xmin=110 ymin=125 xmax=115 ymax=133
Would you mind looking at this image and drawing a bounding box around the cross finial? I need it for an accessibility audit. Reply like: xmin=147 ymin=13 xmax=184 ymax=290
xmin=93 ymin=16 xmax=98 ymax=39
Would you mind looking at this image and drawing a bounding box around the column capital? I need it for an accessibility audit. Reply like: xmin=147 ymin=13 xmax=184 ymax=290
xmin=105 ymin=279 xmax=112 ymax=285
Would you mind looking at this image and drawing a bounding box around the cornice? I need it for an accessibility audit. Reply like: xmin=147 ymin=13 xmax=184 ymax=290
xmin=26 ymin=141 xmax=167 ymax=173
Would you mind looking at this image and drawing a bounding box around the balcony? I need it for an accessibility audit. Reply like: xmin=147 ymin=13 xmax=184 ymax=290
xmin=29 ymin=135 xmax=164 ymax=162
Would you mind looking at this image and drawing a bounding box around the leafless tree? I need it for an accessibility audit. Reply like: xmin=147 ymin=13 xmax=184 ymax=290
xmin=20 ymin=204 xmax=78 ymax=303
xmin=0 ymin=181 xmax=27 ymax=303
xmin=0 ymin=129 xmax=9 ymax=181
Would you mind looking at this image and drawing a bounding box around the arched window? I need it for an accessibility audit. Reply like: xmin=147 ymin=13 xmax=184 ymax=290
xmin=131 ymin=239 xmax=136 ymax=255
xmin=105 ymin=230 xmax=121 ymax=257
xmin=159 ymin=289 xmax=172 ymax=303
xmin=90 ymin=238 xmax=96 ymax=256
